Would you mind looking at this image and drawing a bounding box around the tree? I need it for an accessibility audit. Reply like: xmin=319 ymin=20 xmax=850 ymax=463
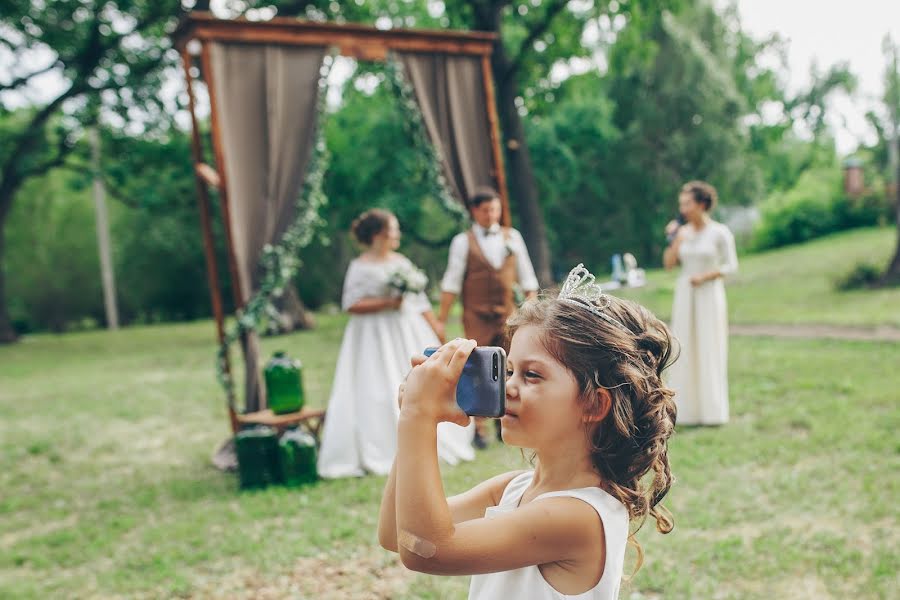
xmin=0 ymin=1 xmax=185 ymax=342
xmin=599 ymin=2 xmax=763 ymax=260
xmin=443 ymin=0 xmax=606 ymax=285
xmin=878 ymin=35 xmax=900 ymax=284
xmin=227 ymin=0 xmax=605 ymax=285
xmin=527 ymin=72 xmax=622 ymax=274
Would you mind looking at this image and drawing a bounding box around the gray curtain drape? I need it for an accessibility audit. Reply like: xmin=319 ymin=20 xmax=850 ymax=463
xmin=398 ymin=52 xmax=496 ymax=207
xmin=209 ymin=42 xmax=327 ymax=412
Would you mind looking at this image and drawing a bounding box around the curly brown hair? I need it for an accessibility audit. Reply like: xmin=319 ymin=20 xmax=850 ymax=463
xmin=681 ymin=180 xmax=718 ymax=212
xmin=506 ymin=293 xmax=677 ymax=567
xmin=351 ymin=209 xmax=394 ymax=246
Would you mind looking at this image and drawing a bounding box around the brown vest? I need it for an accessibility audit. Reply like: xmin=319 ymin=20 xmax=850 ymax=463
xmin=461 ymin=229 xmax=518 ymax=346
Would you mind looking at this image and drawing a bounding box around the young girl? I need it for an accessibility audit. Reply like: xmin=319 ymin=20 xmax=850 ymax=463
xmin=378 ymin=264 xmax=677 ymax=599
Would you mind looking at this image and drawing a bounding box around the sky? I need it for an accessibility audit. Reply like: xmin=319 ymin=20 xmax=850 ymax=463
xmin=2 ymin=1 xmax=899 ymax=155
xmin=724 ymin=0 xmax=900 ymax=153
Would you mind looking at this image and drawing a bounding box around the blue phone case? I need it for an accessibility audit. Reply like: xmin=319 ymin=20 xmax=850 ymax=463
xmin=423 ymin=346 xmax=506 ymax=418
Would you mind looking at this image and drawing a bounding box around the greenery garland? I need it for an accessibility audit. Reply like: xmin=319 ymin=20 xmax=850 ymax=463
xmin=384 ymin=53 xmax=470 ymax=224
xmin=215 ymin=53 xmax=469 ymax=406
xmin=215 ymin=57 xmax=333 ymax=404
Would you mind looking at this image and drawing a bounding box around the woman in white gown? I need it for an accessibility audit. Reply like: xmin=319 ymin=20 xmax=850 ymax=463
xmin=317 ymin=209 xmax=474 ymax=478
xmin=663 ymin=181 xmax=738 ymax=425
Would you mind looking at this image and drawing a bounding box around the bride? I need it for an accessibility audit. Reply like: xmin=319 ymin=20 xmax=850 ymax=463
xmin=317 ymin=209 xmax=475 ymax=478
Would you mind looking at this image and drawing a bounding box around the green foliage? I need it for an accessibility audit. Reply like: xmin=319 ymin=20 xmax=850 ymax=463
xmin=598 ymin=4 xmax=768 ymax=263
xmin=527 ymin=73 xmax=624 ymax=273
xmin=4 ymin=126 xmax=232 ymax=333
xmin=752 ymin=168 xmax=891 ymax=250
xmin=4 ymin=0 xmax=882 ymax=333
xmin=307 ymin=67 xmax=467 ymax=308
xmin=0 ymin=0 xmax=186 ymax=177
xmin=5 ymin=172 xmax=102 ymax=333
xmin=113 ymin=189 xmax=229 ymax=324
xmin=0 ymin=1 xmax=192 ymax=339
xmin=834 ymin=261 xmax=885 ymax=291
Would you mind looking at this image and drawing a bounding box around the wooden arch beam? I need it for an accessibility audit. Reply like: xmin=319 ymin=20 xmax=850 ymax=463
xmin=174 ymin=12 xmax=497 ymax=59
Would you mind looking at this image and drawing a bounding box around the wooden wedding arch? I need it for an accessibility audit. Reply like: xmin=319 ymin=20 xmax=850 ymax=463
xmin=173 ymin=13 xmax=509 ymax=433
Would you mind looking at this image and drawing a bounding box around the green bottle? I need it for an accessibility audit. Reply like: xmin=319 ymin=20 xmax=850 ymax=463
xmin=235 ymin=426 xmax=281 ymax=490
xmin=278 ymin=428 xmax=319 ymax=486
xmin=264 ymin=351 xmax=305 ymax=415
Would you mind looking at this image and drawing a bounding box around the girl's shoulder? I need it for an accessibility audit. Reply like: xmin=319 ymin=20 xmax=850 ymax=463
xmin=476 ymin=470 xmax=532 ymax=509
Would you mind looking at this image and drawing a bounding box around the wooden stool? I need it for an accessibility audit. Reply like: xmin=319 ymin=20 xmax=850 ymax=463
xmin=235 ymin=407 xmax=326 ymax=445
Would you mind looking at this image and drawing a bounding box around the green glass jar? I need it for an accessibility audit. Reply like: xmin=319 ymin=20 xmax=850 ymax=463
xmin=235 ymin=426 xmax=281 ymax=490
xmin=264 ymin=351 xmax=305 ymax=415
xmin=278 ymin=428 xmax=319 ymax=486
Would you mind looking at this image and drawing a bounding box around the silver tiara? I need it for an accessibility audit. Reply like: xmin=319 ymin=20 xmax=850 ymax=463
xmin=559 ymin=264 xmax=630 ymax=333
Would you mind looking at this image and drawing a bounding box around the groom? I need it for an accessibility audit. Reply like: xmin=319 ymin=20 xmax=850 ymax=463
xmin=438 ymin=186 xmax=539 ymax=449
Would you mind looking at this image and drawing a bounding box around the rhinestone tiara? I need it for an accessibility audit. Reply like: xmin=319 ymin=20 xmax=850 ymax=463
xmin=558 ymin=263 xmax=630 ymax=333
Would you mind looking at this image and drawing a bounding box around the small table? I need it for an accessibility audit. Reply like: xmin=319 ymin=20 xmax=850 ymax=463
xmin=235 ymin=407 xmax=326 ymax=445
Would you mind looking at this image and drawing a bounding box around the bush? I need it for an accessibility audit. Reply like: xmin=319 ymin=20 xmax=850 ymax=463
xmin=6 ymin=173 xmax=104 ymax=333
xmin=752 ymin=167 xmax=892 ymax=251
xmin=834 ymin=261 xmax=883 ymax=291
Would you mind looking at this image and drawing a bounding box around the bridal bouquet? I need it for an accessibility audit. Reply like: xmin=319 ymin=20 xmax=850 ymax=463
xmin=388 ymin=263 xmax=428 ymax=295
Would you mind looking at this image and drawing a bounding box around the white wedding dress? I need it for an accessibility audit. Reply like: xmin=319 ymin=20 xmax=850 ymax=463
xmin=317 ymin=255 xmax=475 ymax=478
xmin=668 ymin=221 xmax=738 ymax=425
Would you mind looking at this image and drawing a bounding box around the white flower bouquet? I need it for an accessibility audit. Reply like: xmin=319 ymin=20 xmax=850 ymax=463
xmin=388 ymin=263 xmax=429 ymax=295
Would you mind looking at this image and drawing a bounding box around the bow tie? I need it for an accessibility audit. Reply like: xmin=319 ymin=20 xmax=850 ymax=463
xmin=482 ymin=225 xmax=501 ymax=236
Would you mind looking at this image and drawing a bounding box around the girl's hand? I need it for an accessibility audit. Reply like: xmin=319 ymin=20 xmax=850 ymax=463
xmin=399 ymin=339 xmax=474 ymax=427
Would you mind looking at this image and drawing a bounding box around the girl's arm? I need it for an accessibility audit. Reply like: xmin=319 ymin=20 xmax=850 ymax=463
xmin=378 ymin=355 xmax=524 ymax=551
xmin=393 ymin=340 xmax=602 ymax=575
xmin=378 ymin=459 xmax=400 ymax=552
xmin=346 ymin=296 xmax=402 ymax=314
xmin=379 ymin=461 xmax=524 ymax=553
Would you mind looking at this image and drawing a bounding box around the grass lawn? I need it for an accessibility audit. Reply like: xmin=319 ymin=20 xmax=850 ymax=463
xmin=1 ymin=227 xmax=898 ymax=598
xmin=614 ymin=226 xmax=900 ymax=328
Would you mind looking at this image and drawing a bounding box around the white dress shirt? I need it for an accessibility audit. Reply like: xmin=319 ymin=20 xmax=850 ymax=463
xmin=440 ymin=223 xmax=540 ymax=295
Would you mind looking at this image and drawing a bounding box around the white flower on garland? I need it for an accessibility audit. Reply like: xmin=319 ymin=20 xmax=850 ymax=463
xmin=388 ymin=263 xmax=428 ymax=295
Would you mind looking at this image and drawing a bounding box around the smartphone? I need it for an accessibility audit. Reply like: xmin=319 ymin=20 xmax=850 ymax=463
xmin=422 ymin=346 xmax=506 ymax=418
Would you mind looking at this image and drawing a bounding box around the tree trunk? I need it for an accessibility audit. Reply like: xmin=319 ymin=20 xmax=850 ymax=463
xmin=0 ymin=190 xmax=18 ymax=343
xmin=493 ymin=52 xmax=555 ymax=286
xmin=473 ymin=2 xmax=554 ymax=287
xmin=884 ymin=162 xmax=900 ymax=284
xmin=266 ymin=285 xmax=316 ymax=335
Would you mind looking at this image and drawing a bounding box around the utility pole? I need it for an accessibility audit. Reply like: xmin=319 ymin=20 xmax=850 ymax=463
xmin=91 ymin=127 xmax=119 ymax=329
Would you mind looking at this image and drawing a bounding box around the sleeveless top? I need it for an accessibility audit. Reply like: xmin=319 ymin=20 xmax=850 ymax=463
xmin=468 ymin=471 xmax=629 ymax=600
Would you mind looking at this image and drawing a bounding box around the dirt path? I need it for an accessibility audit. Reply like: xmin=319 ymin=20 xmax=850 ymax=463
xmin=731 ymin=323 xmax=900 ymax=342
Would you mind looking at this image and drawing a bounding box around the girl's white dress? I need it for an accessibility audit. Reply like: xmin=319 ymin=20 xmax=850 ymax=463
xmin=468 ymin=471 xmax=629 ymax=599
xmin=317 ymin=255 xmax=475 ymax=478
xmin=668 ymin=221 xmax=738 ymax=425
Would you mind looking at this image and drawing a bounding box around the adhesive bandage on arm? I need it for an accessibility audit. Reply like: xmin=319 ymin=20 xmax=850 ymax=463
xmin=398 ymin=529 xmax=437 ymax=558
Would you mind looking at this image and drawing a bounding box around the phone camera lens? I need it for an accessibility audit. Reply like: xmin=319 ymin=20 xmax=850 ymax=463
xmin=492 ymin=353 xmax=499 ymax=381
